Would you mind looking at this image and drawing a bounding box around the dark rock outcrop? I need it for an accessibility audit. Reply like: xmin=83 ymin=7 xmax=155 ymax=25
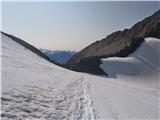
xmin=66 ymin=10 xmax=160 ymax=75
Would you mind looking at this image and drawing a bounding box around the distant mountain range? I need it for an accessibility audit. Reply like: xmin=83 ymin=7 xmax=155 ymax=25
xmin=66 ymin=10 xmax=160 ymax=75
xmin=40 ymin=49 xmax=76 ymax=64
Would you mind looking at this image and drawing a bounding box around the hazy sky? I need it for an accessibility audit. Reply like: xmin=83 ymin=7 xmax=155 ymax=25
xmin=2 ymin=1 xmax=159 ymax=51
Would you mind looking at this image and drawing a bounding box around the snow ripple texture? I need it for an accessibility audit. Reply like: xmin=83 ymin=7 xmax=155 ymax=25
xmin=1 ymin=78 xmax=96 ymax=120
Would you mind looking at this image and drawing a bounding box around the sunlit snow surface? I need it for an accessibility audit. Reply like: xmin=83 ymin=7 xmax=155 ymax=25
xmin=1 ymin=34 xmax=160 ymax=120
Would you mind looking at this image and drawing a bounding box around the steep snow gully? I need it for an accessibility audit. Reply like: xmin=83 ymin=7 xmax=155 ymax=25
xmin=1 ymin=33 xmax=160 ymax=120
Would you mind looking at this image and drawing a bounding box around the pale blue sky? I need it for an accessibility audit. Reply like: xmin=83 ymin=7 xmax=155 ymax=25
xmin=2 ymin=1 xmax=159 ymax=51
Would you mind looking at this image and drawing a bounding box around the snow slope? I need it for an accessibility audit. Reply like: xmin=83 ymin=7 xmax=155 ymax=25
xmin=1 ymin=34 xmax=160 ymax=120
xmin=1 ymin=34 xmax=96 ymax=120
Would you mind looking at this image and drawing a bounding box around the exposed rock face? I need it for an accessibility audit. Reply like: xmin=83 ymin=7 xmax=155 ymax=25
xmin=66 ymin=10 xmax=160 ymax=75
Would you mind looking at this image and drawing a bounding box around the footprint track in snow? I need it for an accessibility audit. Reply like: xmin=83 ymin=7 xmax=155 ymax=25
xmin=1 ymin=77 xmax=97 ymax=120
xmin=54 ymin=77 xmax=97 ymax=120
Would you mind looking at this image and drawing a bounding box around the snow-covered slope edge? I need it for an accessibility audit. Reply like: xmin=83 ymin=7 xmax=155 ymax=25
xmin=100 ymin=37 xmax=160 ymax=89
xmin=1 ymin=32 xmax=55 ymax=64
